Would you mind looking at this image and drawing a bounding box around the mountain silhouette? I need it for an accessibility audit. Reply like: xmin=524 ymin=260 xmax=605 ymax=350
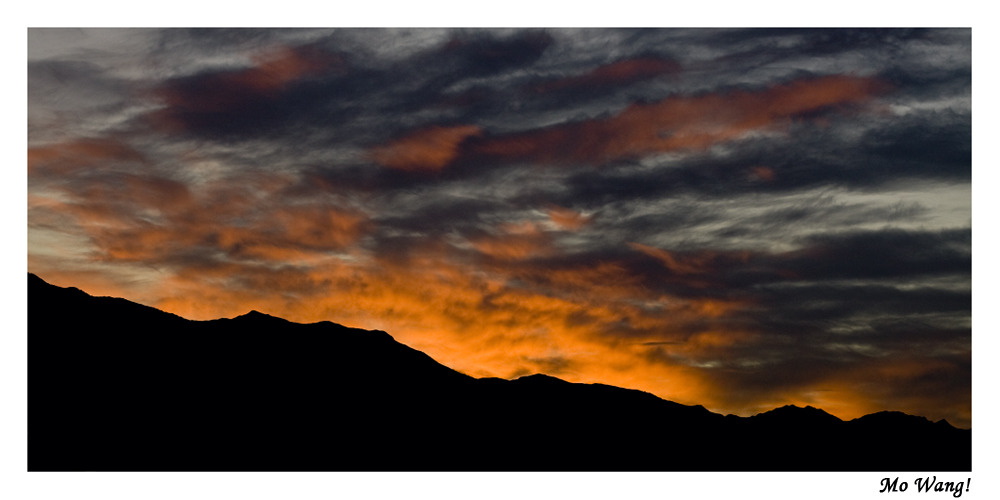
xmin=28 ymin=273 xmax=971 ymax=471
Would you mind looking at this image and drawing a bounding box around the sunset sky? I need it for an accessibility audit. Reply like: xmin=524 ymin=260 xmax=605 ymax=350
xmin=27 ymin=28 xmax=972 ymax=427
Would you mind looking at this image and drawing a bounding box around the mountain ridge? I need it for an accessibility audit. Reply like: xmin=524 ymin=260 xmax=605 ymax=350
xmin=27 ymin=273 xmax=971 ymax=471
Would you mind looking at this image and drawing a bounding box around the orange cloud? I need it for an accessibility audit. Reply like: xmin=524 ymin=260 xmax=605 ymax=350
xmin=475 ymin=74 xmax=889 ymax=166
xmin=469 ymin=221 xmax=555 ymax=260
xmin=43 ymin=171 xmax=368 ymax=267
xmin=370 ymin=125 xmax=482 ymax=172
xmin=28 ymin=138 xmax=146 ymax=175
xmin=629 ymin=242 xmax=751 ymax=277
xmin=96 ymin=203 xmax=367 ymax=265
xmin=750 ymin=166 xmax=775 ymax=181
xmin=248 ymin=45 xmax=341 ymax=91
xmin=273 ymin=205 xmax=369 ymax=249
xmin=547 ymin=206 xmax=592 ymax=231
xmin=362 ymin=75 xmax=887 ymax=172
xmin=147 ymin=44 xmax=341 ymax=132
xmin=630 ymin=243 xmax=704 ymax=274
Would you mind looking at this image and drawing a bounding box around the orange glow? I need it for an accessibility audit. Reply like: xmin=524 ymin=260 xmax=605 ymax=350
xmin=126 ymin=248 xmax=721 ymax=407
xmin=29 ymin=221 xmax=970 ymax=427
xmin=370 ymin=125 xmax=482 ymax=172
xmin=32 ymin=193 xmax=745 ymax=405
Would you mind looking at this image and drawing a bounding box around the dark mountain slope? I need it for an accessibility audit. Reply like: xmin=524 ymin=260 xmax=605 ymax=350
xmin=28 ymin=273 xmax=970 ymax=471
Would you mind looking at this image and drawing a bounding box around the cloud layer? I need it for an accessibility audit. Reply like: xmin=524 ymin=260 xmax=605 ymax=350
xmin=28 ymin=28 xmax=971 ymax=427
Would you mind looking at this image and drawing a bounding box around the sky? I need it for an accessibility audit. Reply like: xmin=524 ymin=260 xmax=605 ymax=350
xmin=26 ymin=28 xmax=972 ymax=428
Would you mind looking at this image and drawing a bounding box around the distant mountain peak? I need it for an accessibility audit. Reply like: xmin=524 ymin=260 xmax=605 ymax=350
xmin=850 ymin=410 xmax=933 ymax=427
xmin=231 ymin=309 xmax=288 ymax=323
xmin=935 ymin=419 xmax=957 ymax=429
xmin=513 ymin=373 xmax=571 ymax=384
xmin=753 ymin=404 xmax=843 ymax=425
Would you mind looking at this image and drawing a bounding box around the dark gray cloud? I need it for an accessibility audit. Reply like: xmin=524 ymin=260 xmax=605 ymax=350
xmin=554 ymin=111 xmax=969 ymax=209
